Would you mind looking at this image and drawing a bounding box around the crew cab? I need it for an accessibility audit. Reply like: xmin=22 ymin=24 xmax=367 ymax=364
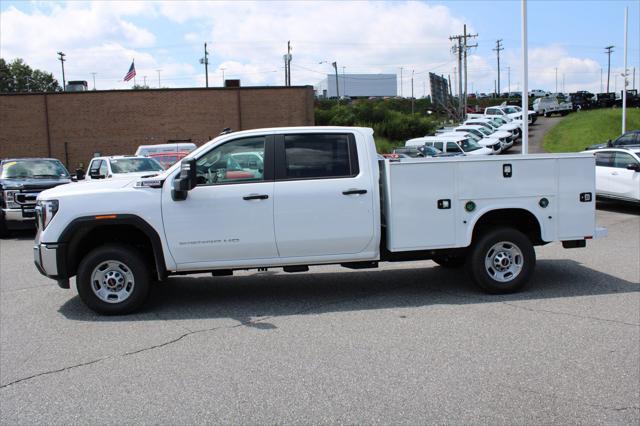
xmin=450 ymin=126 xmax=503 ymax=154
xmin=1 ymin=158 xmax=71 ymax=237
xmin=486 ymin=105 xmax=537 ymax=124
xmin=406 ymin=134 xmax=492 ymax=155
xmin=85 ymin=156 xmax=164 ymax=180
xmin=532 ymin=96 xmax=573 ymax=117
xmin=34 ymin=127 xmax=605 ymax=315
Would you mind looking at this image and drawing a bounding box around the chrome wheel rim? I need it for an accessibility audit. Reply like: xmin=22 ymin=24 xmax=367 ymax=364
xmin=90 ymin=260 xmax=135 ymax=303
xmin=484 ymin=241 xmax=523 ymax=283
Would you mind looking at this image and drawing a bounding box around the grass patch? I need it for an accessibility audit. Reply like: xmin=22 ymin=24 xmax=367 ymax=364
xmin=543 ymin=108 xmax=640 ymax=152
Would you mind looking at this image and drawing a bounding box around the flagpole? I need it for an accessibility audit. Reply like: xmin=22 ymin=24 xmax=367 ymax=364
xmin=133 ymin=59 xmax=136 ymax=86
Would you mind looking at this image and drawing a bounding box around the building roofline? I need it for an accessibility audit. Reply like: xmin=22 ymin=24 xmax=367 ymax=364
xmin=0 ymin=85 xmax=314 ymax=96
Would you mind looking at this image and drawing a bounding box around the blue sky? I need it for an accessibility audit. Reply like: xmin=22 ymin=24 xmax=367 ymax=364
xmin=1 ymin=1 xmax=638 ymax=94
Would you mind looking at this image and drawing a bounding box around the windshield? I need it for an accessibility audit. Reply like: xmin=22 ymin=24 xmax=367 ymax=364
xmin=464 ymin=132 xmax=482 ymax=142
xmin=478 ymin=127 xmax=493 ymax=136
xmin=1 ymin=159 xmax=69 ymax=179
xmin=459 ymin=139 xmax=483 ymax=152
xmin=492 ymin=117 xmax=506 ymax=125
xmin=110 ymin=158 xmax=164 ymax=174
xmin=504 ymin=107 xmax=518 ymax=114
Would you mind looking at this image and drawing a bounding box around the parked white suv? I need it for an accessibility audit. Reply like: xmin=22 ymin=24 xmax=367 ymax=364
xmin=406 ymin=134 xmax=493 ymax=155
xmin=587 ymin=147 xmax=640 ymax=203
xmin=86 ymin=156 xmax=164 ymax=180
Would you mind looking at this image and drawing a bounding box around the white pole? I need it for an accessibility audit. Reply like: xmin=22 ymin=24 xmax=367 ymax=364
xmin=521 ymin=0 xmax=528 ymax=155
xmin=622 ymin=6 xmax=628 ymax=134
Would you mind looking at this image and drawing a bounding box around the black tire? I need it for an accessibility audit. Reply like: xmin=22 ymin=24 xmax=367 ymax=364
xmin=466 ymin=227 xmax=535 ymax=294
xmin=432 ymin=255 xmax=466 ymax=268
xmin=76 ymin=244 xmax=150 ymax=315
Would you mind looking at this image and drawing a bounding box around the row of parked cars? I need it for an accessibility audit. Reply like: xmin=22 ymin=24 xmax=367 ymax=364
xmin=388 ymin=104 xmax=532 ymax=158
xmin=0 ymin=143 xmax=197 ymax=237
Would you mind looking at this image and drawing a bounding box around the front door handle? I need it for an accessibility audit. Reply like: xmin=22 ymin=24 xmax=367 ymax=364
xmin=243 ymin=194 xmax=269 ymax=200
xmin=342 ymin=189 xmax=367 ymax=195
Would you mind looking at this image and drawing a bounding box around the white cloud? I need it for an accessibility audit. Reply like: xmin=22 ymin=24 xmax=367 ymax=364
xmin=0 ymin=1 xmax=618 ymax=94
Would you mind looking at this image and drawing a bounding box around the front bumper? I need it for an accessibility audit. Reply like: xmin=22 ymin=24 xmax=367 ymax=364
xmin=2 ymin=207 xmax=36 ymax=224
xmin=34 ymin=243 xmax=69 ymax=288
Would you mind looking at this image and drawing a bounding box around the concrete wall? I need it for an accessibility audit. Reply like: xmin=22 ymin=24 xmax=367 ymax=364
xmin=0 ymin=86 xmax=315 ymax=169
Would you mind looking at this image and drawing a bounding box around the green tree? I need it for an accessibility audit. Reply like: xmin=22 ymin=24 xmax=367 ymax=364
xmin=0 ymin=58 xmax=62 ymax=92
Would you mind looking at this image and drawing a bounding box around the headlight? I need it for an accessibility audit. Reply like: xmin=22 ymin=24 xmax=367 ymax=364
xmin=35 ymin=199 xmax=59 ymax=230
xmin=3 ymin=190 xmax=19 ymax=209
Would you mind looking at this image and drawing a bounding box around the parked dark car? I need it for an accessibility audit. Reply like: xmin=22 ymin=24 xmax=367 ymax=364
xmin=0 ymin=158 xmax=71 ymax=237
xmin=585 ymin=130 xmax=640 ymax=150
xmin=569 ymin=91 xmax=595 ymax=110
xmin=595 ymin=92 xmax=617 ymax=108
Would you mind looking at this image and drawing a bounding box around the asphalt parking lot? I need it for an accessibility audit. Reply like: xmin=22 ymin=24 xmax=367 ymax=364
xmin=0 ymin=203 xmax=638 ymax=424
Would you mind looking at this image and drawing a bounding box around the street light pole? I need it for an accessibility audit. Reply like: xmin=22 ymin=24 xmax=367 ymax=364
xmin=332 ymin=62 xmax=339 ymax=98
xmin=521 ymin=0 xmax=529 ymax=155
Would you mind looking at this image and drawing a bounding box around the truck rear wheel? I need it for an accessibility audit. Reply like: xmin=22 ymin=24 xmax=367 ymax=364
xmin=76 ymin=244 xmax=150 ymax=315
xmin=467 ymin=228 xmax=535 ymax=294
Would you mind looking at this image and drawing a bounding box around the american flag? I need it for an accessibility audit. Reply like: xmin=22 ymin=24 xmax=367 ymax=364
xmin=123 ymin=61 xmax=136 ymax=82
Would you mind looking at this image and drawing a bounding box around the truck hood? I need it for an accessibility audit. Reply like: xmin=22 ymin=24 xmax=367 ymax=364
xmin=38 ymin=176 xmax=136 ymax=200
xmin=489 ymin=130 xmax=512 ymax=139
xmin=0 ymin=177 xmax=71 ymax=190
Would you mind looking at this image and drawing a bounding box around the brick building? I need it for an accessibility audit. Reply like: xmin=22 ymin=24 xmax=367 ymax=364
xmin=0 ymin=86 xmax=315 ymax=169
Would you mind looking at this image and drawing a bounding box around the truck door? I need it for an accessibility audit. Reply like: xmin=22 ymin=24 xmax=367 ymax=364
xmin=162 ymin=135 xmax=278 ymax=267
xmin=272 ymin=132 xmax=375 ymax=258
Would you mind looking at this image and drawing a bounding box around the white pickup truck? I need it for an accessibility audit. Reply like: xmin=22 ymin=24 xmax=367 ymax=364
xmin=33 ymin=127 xmax=604 ymax=315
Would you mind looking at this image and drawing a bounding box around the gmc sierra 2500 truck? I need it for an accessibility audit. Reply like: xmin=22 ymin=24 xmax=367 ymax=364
xmin=34 ymin=127 xmax=605 ymax=315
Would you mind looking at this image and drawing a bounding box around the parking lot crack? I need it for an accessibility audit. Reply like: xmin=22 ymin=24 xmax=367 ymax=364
xmin=0 ymin=357 xmax=106 ymax=389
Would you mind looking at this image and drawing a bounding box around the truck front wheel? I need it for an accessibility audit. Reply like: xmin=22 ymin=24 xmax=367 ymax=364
xmin=76 ymin=244 xmax=150 ymax=315
xmin=467 ymin=228 xmax=535 ymax=294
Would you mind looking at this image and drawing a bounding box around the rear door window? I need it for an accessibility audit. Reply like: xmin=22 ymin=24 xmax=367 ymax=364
xmin=595 ymin=152 xmax=614 ymax=167
xmin=279 ymin=134 xmax=358 ymax=180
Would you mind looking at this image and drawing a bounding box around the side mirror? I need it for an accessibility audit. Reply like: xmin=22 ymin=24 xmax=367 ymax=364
xmin=626 ymin=163 xmax=640 ymax=172
xmin=606 ymin=139 xmax=613 ymax=147
xmin=75 ymin=168 xmax=85 ymax=180
xmin=172 ymin=158 xmax=197 ymax=201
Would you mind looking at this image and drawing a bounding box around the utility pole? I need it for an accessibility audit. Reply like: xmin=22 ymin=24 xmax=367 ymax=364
xmin=57 ymin=51 xmax=66 ymax=91
xmin=90 ymin=72 xmax=97 ymax=90
xmin=143 ymin=76 xmax=147 ymax=86
xmin=493 ymin=39 xmax=503 ymax=95
xmin=400 ymin=67 xmax=403 ymax=97
xmin=332 ymin=61 xmax=339 ymax=98
xmin=411 ymin=69 xmax=415 ymax=114
xmin=555 ymin=67 xmax=558 ymax=93
xmin=156 ymin=69 xmax=162 ymax=88
xmin=220 ymin=67 xmax=226 ymax=86
xmin=342 ymin=66 xmax=347 ymax=96
xmin=463 ymin=25 xmax=478 ymax=112
xmin=287 ymin=41 xmax=292 ymax=86
xmin=200 ymin=42 xmax=209 ymax=88
xmin=283 ymin=55 xmax=288 ymax=85
xmin=605 ymin=45 xmax=614 ymax=92
xmin=450 ymin=27 xmax=477 ymax=117
xmin=507 ymin=66 xmax=511 ymax=96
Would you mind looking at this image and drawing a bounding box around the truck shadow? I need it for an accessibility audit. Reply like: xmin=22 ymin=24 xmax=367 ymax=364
xmin=596 ymin=200 xmax=640 ymax=216
xmin=58 ymin=259 xmax=640 ymax=324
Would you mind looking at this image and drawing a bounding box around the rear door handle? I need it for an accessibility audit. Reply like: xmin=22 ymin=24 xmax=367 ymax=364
xmin=243 ymin=194 xmax=269 ymax=200
xmin=342 ymin=189 xmax=367 ymax=195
